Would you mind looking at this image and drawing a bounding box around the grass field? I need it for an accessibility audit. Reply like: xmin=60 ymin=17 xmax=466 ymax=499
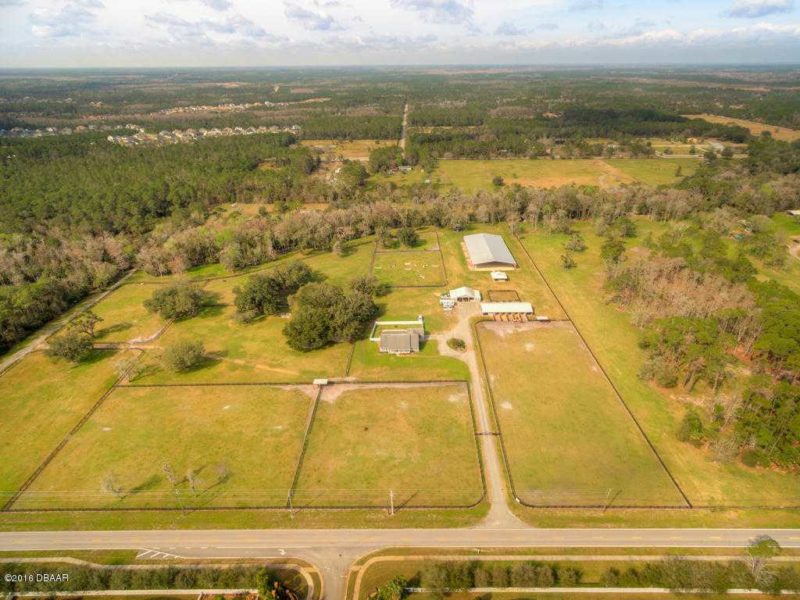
xmin=432 ymin=158 xmax=700 ymax=193
xmin=17 ymin=385 xmax=313 ymax=509
xmin=291 ymin=383 xmax=482 ymax=507
xmin=0 ymin=350 xmax=125 ymax=501
xmin=301 ymin=139 xmax=397 ymax=160
xmin=135 ymin=305 xmax=353 ymax=384
xmin=517 ymin=222 xmax=800 ymax=507
xmin=477 ymin=321 xmax=685 ymax=507
xmin=90 ymin=284 xmax=167 ymax=343
xmin=373 ymin=250 xmax=446 ymax=287
xmin=605 ymin=158 xmax=699 ymax=186
xmin=348 ymin=338 xmax=469 ymax=382
xmin=685 ymin=114 xmax=800 ymax=142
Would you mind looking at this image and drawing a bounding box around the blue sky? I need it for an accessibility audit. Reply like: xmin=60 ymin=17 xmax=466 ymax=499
xmin=1 ymin=0 xmax=799 ymax=67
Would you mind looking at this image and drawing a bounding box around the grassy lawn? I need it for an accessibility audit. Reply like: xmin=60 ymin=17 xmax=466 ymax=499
xmin=17 ymin=385 xmax=313 ymax=509
xmin=605 ymin=158 xmax=699 ymax=186
xmin=437 ymin=225 xmax=566 ymax=320
xmin=0 ymin=350 xmax=124 ymax=501
xmin=373 ymin=287 xmax=454 ymax=334
xmin=477 ymin=321 xmax=685 ymax=507
xmin=136 ymin=305 xmax=352 ymax=384
xmin=90 ymin=283 xmax=166 ymax=343
xmin=349 ymin=338 xmax=469 ymax=381
xmin=437 ymin=159 xmax=631 ymax=193
xmin=517 ymin=222 xmax=800 ymax=507
xmin=373 ymin=250 xmax=446 ymax=287
xmin=301 ymin=139 xmax=397 ymax=160
xmin=292 ymin=383 xmax=482 ymax=507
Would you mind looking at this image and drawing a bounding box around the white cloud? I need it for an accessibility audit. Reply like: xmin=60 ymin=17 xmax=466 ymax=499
xmin=726 ymin=0 xmax=794 ymax=18
xmin=389 ymin=0 xmax=474 ymax=25
xmin=29 ymin=0 xmax=104 ymax=38
xmin=284 ymin=1 xmax=344 ymax=31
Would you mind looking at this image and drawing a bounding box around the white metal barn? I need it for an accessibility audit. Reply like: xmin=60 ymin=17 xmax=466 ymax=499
xmin=463 ymin=234 xmax=517 ymax=269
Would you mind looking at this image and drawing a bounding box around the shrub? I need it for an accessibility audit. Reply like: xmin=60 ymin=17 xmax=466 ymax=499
xmin=47 ymin=329 xmax=93 ymax=363
xmin=162 ymin=340 xmax=205 ymax=372
xmin=447 ymin=337 xmax=466 ymax=351
xmin=677 ymin=408 xmax=705 ymax=445
xmin=144 ymin=283 xmax=205 ymax=320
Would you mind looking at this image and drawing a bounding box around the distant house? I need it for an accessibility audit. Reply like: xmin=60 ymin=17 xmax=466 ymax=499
xmin=463 ymin=234 xmax=517 ymax=269
xmin=379 ymin=329 xmax=422 ymax=354
xmin=490 ymin=271 xmax=509 ymax=282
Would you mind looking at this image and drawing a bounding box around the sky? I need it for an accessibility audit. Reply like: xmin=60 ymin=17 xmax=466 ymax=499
xmin=1 ymin=0 xmax=800 ymax=68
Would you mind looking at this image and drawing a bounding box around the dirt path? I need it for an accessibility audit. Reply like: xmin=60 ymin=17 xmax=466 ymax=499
xmin=430 ymin=303 xmax=526 ymax=529
xmin=399 ymin=101 xmax=409 ymax=158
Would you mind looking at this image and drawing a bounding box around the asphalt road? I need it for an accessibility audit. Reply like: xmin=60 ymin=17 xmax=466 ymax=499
xmin=3 ymin=528 xmax=800 ymax=600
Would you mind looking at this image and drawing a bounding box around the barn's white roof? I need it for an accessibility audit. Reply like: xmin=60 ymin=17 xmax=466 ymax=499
xmin=464 ymin=233 xmax=516 ymax=267
xmin=480 ymin=302 xmax=533 ymax=314
xmin=449 ymin=286 xmax=481 ymax=300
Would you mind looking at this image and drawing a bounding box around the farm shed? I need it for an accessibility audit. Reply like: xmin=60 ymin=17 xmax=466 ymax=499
xmin=480 ymin=302 xmax=533 ymax=321
xmin=449 ymin=286 xmax=482 ymax=302
xmin=788 ymin=209 xmax=800 ymax=217
xmin=463 ymin=234 xmax=517 ymax=269
xmin=379 ymin=329 xmax=422 ymax=354
xmin=490 ymin=271 xmax=509 ymax=282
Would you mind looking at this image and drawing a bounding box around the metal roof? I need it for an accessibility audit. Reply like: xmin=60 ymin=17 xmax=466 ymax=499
xmin=449 ymin=286 xmax=481 ymax=300
xmin=480 ymin=302 xmax=534 ymax=314
xmin=379 ymin=329 xmax=422 ymax=353
xmin=464 ymin=234 xmax=516 ymax=267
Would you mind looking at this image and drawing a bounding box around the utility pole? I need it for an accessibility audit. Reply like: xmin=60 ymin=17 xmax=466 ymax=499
xmin=389 ymin=489 xmax=395 ymax=516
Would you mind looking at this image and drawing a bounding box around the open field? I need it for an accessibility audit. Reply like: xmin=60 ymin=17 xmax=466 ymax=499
xmin=89 ymin=283 xmax=167 ymax=343
xmin=348 ymin=338 xmax=469 ymax=381
xmin=292 ymin=383 xmax=482 ymax=507
xmin=426 ymin=158 xmax=701 ymax=193
xmin=685 ymin=114 xmax=800 ymax=142
xmin=301 ymin=139 xmax=397 ymax=160
xmin=605 ymin=158 xmax=698 ymax=186
xmin=477 ymin=321 xmax=686 ymax=507
xmin=437 ymin=159 xmax=633 ymax=193
xmin=15 ymin=385 xmax=313 ymax=509
xmin=373 ymin=250 xmax=446 ymax=287
xmin=517 ymin=221 xmax=800 ymax=507
xmin=0 ymin=350 xmax=124 ymax=501
xmin=135 ymin=305 xmax=352 ymax=384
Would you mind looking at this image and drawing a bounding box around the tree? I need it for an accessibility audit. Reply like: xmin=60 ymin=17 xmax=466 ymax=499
xmin=492 ymin=175 xmax=505 ymax=187
xmin=747 ymin=536 xmax=781 ymax=581
xmin=283 ymin=283 xmax=377 ymax=351
xmin=162 ymin=339 xmax=205 ymax=372
xmin=565 ymin=233 xmax=587 ymax=252
xmin=234 ymin=261 xmax=313 ymax=321
xmin=397 ymin=227 xmax=420 ymax=248
xmin=47 ymin=328 xmax=93 ymax=363
xmin=350 ymin=275 xmax=389 ymax=297
xmin=600 ymin=237 xmax=626 ymax=265
xmin=72 ymin=310 xmax=103 ymax=338
xmin=144 ymin=283 xmax=205 ymax=320
xmin=561 ymin=251 xmax=576 ymax=269
xmin=677 ymin=408 xmax=704 ymax=445
xmin=374 ymin=576 xmax=407 ymax=600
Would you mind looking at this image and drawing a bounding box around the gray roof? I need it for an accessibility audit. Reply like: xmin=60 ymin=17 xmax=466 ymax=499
xmin=379 ymin=329 xmax=422 ymax=354
xmin=463 ymin=233 xmax=516 ymax=267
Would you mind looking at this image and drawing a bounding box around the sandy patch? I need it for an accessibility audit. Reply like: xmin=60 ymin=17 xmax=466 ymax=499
xmin=500 ymin=401 xmax=513 ymax=410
